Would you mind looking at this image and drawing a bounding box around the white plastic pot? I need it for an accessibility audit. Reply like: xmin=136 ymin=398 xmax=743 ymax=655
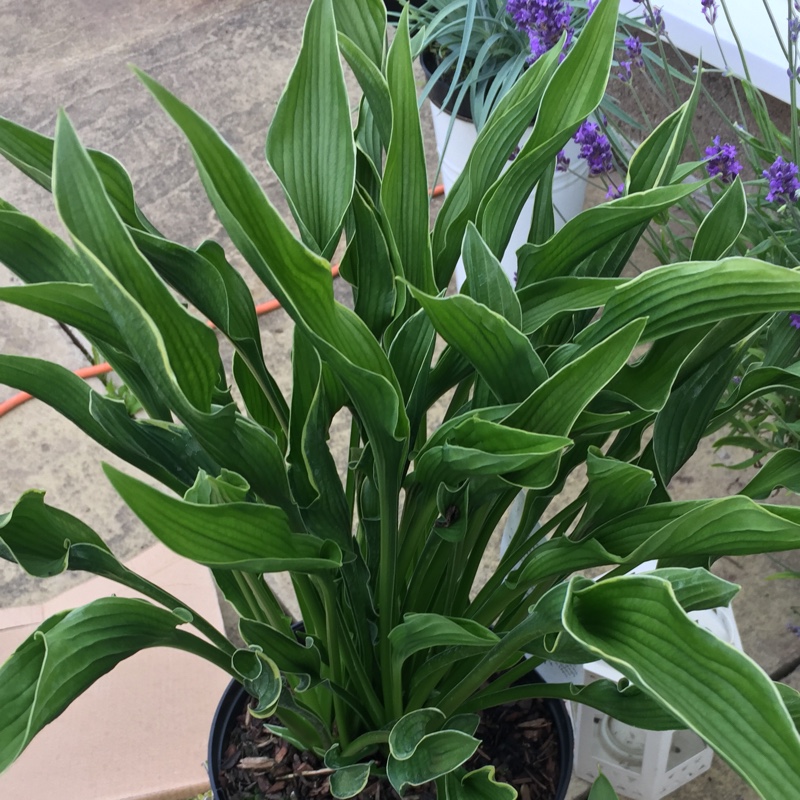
xmin=428 ymin=93 xmax=589 ymax=288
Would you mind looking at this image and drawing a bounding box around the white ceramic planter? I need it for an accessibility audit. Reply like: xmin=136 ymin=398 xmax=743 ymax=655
xmin=428 ymin=101 xmax=589 ymax=288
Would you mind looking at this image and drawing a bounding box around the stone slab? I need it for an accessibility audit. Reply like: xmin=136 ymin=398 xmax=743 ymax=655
xmin=0 ymin=543 xmax=230 ymax=800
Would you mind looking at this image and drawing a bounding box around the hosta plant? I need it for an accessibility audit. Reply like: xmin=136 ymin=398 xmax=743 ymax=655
xmin=1 ymin=1 xmax=800 ymax=798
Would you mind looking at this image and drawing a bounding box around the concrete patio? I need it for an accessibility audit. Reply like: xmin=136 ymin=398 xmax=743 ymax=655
xmin=0 ymin=1 xmax=798 ymax=799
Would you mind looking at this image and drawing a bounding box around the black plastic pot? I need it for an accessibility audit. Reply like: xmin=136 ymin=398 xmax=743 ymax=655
xmin=420 ymin=47 xmax=474 ymax=122
xmin=208 ymin=673 xmax=574 ymax=800
xmin=385 ymin=0 xmax=424 ymax=16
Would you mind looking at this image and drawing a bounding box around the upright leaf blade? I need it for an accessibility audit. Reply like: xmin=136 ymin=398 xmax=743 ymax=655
xmin=53 ymin=111 xmax=221 ymax=413
xmin=382 ymin=9 xmax=435 ymax=293
xmin=266 ymin=0 xmax=355 ymax=257
xmin=691 ymin=178 xmax=747 ymax=261
xmin=477 ymin=0 xmax=619 ymax=257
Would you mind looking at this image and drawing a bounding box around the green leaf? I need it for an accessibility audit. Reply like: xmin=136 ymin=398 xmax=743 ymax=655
xmin=777 ymin=683 xmax=800 ymax=732
xmin=518 ymin=276 xmax=625 ymax=335
xmin=387 ymin=730 xmax=480 ymax=792
xmin=444 ymin=766 xmax=517 ymax=800
xmin=691 ymin=178 xmax=747 ymax=261
xmin=573 ymin=448 xmax=655 ymax=538
xmin=238 ymin=620 xmax=321 ymax=687
xmin=477 ymin=0 xmax=619 ymax=257
xmin=431 ymin=43 xmax=560 ymax=287
xmin=389 ymin=708 xmax=447 ymax=759
xmin=626 ymin=67 xmax=700 ymax=194
xmin=652 ymin=345 xmax=740 ymax=484
xmin=381 ymin=9 xmax=435 ymax=293
xmin=564 ymin=576 xmax=800 ymax=799
xmin=340 ymin=186 xmax=396 ymax=335
xmin=462 ymin=223 xmax=521 ymax=327
xmin=576 ymin=258 xmax=800 ymax=349
xmin=0 ymin=490 xmax=233 ymax=652
xmin=330 ymin=764 xmax=372 ymax=799
xmin=232 ymin=649 xmax=282 ymax=718
xmin=183 ymin=469 xmax=249 ymax=504
xmin=388 ymin=307 xmax=437 ymax=437
xmin=506 ymin=318 xmax=646 ymax=436
xmin=0 ymin=598 xmax=229 ymax=772
xmin=136 ymin=233 xmax=289 ymax=436
xmin=134 ymin=69 xmax=409 ymax=482
xmin=266 ymin=0 xmax=355 ymax=257
xmin=104 ymin=464 xmax=342 ymax=573
xmin=604 ymin=326 xmax=709 ymax=413
xmin=0 ymin=491 xmax=110 ymax=577
xmin=597 ymin=495 xmax=800 ymax=564
xmin=0 ymin=282 xmax=126 ymax=353
xmin=407 ymin=284 xmax=546 ymax=404
xmin=52 ymin=111 xmax=221 ymax=413
xmin=287 ymin=330 xmax=352 ymax=546
xmin=738 ymin=449 xmax=800 ymax=499
xmin=517 ymin=182 xmax=708 ymax=285
xmin=331 ymin=0 xmax=384 ymax=67
xmin=0 ymin=210 xmax=86 ymax=283
xmin=464 ymin=677 xmax=683 ymax=731
xmin=338 ymin=34 xmax=392 ymax=149
xmin=411 ymin=416 xmax=571 ymax=487
xmin=530 ymin=158 xmax=555 ymax=246
xmin=588 ymin=774 xmax=619 ymax=800
xmin=389 ymin=614 xmax=499 ymax=666
xmin=0 ymin=355 xmax=213 ymax=492
xmin=0 ymin=116 xmax=157 ymax=232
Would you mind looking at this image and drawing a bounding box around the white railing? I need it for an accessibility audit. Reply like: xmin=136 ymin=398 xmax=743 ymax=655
xmin=620 ymin=0 xmax=792 ymax=104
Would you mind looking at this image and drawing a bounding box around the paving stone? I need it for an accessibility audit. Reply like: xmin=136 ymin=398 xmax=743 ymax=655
xmin=784 ymin=665 xmax=800 ymax=691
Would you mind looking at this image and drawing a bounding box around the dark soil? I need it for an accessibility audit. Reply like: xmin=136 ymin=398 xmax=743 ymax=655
xmin=215 ymin=695 xmax=563 ymax=800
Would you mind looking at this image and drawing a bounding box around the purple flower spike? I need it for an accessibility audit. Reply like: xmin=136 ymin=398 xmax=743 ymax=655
xmin=645 ymin=5 xmax=666 ymax=33
xmin=587 ymin=0 xmax=599 ymax=14
xmin=701 ymin=0 xmax=718 ymax=25
xmin=763 ymin=156 xmax=800 ymax=203
xmin=605 ymin=183 xmax=624 ymax=200
xmin=507 ymin=0 xmax=575 ymax=63
xmin=556 ymin=149 xmax=570 ymax=172
xmin=574 ymin=120 xmax=613 ymax=175
xmin=625 ymin=35 xmax=644 ymax=67
xmin=705 ymin=136 xmax=742 ymax=184
xmin=790 ymin=313 xmax=800 ymax=329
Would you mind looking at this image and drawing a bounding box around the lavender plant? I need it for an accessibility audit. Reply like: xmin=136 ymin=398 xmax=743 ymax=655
xmin=597 ymin=0 xmax=800 ymax=471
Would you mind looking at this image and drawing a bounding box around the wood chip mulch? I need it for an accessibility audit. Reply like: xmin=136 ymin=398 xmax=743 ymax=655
xmin=216 ymin=694 xmax=563 ymax=800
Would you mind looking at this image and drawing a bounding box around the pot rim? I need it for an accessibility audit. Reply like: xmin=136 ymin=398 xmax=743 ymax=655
xmin=207 ymin=671 xmax=575 ymax=800
xmin=420 ymin=47 xmax=475 ymax=123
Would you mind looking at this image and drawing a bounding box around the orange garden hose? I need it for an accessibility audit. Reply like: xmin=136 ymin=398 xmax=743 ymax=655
xmin=0 ymin=184 xmax=445 ymax=419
